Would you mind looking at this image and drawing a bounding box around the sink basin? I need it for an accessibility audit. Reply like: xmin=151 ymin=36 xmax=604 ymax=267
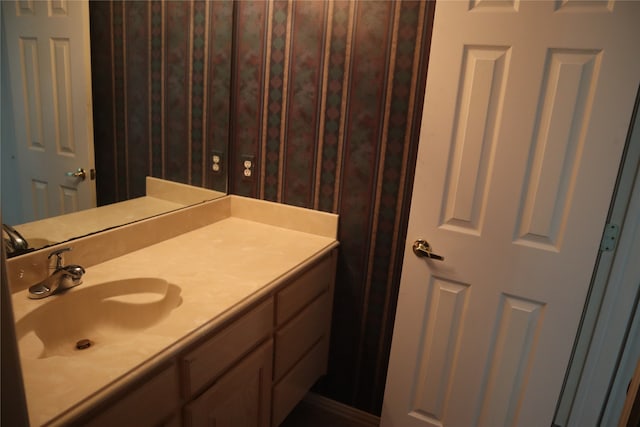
xmin=15 ymin=278 xmax=182 ymax=359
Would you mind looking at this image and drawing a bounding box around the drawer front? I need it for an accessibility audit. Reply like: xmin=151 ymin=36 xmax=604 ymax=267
xmin=84 ymin=362 xmax=180 ymax=427
xmin=274 ymin=291 xmax=329 ymax=380
xmin=184 ymin=340 xmax=273 ymax=427
xmin=276 ymin=255 xmax=333 ymax=325
xmin=182 ymin=298 xmax=273 ymax=397
xmin=272 ymin=338 xmax=328 ymax=427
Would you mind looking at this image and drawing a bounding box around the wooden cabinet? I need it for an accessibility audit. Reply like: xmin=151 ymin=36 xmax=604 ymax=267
xmin=182 ymin=299 xmax=273 ymax=397
xmin=272 ymin=251 xmax=336 ymax=426
xmin=78 ymin=362 xmax=180 ymax=427
xmin=75 ymin=250 xmax=336 ymax=427
xmin=184 ymin=340 xmax=273 ymax=427
xmin=180 ymin=299 xmax=274 ymax=427
xmin=272 ymin=253 xmax=336 ymax=426
xmin=275 ymin=253 xmax=334 ymax=325
xmin=272 ymin=338 xmax=329 ymax=426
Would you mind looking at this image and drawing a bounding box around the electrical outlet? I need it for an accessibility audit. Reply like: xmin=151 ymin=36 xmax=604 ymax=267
xmin=211 ymin=151 xmax=223 ymax=174
xmin=242 ymin=155 xmax=254 ymax=180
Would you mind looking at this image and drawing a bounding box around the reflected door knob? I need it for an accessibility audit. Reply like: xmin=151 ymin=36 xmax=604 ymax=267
xmin=66 ymin=168 xmax=86 ymax=181
xmin=412 ymin=239 xmax=445 ymax=261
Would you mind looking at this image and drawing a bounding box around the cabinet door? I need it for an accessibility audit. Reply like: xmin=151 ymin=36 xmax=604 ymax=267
xmin=184 ymin=340 xmax=273 ymax=427
xmin=80 ymin=362 xmax=180 ymax=427
xmin=276 ymin=255 xmax=334 ymax=326
xmin=274 ymin=291 xmax=329 ymax=380
xmin=182 ymin=299 xmax=273 ymax=396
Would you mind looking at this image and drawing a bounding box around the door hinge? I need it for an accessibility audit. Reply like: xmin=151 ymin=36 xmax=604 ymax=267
xmin=600 ymin=223 xmax=620 ymax=252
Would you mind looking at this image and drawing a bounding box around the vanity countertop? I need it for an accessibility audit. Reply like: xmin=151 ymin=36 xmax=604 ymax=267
xmin=8 ymin=196 xmax=338 ymax=426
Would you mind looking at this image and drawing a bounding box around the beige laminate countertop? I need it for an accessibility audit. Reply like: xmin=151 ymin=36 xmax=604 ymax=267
xmin=13 ymin=177 xmax=225 ymax=251
xmin=9 ymin=197 xmax=338 ymax=426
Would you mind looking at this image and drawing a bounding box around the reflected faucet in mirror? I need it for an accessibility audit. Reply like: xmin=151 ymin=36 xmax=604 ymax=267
xmin=2 ymin=224 xmax=30 ymax=256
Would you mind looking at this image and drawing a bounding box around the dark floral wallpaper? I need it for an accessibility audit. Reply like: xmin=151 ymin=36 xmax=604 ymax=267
xmin=90 ymin=0 xmax=435 ymax=415
xmin=90 ymin=0 xmax=231 ymax=205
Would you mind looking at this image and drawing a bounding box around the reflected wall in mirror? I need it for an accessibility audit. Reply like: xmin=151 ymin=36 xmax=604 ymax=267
xmin=1 ymin=0 xmax=232 ymax=255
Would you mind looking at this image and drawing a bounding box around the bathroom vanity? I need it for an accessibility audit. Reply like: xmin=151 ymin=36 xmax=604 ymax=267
xmin=6 ymin=196 xmax=338 ymax=426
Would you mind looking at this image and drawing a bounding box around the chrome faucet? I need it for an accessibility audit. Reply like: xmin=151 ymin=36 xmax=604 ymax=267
xmin=2 ymin=223 xmax=29 ymax=256
xmin=28 ymin=247 xmax=85 ymax=299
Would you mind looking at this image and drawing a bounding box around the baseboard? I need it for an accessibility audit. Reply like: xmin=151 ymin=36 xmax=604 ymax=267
xmin=302 ymin=392 xmax=380 ymax=427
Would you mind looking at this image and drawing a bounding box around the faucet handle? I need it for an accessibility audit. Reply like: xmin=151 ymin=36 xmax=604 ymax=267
xmin=62 ymin=264 xmax=85 ymax=286
xmin=48 ymin=247 xmax=72 ymax=269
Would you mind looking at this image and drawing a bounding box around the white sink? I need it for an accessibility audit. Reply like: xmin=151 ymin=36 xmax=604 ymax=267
xmin=15 ymin=278 xmax=182 ymax=359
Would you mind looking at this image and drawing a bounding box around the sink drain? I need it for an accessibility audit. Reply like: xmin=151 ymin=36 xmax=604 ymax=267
xmin=76 ymin=339 xmax=93 ymax=350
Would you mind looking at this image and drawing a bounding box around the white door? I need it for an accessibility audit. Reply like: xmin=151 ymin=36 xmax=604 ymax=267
xmin=2 ymin=0 xmax=95 ymax=223
xmin=382 ymin=2 xmax=640 ymax=427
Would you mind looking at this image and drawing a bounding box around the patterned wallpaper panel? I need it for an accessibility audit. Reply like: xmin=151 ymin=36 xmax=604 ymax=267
xmin=90 ymin=0 xmax=435 ymax=416
xmin=231 ymin=0 xmax=435 ymax=414
xmin=90 ymin=0 xmax=231 ymax=206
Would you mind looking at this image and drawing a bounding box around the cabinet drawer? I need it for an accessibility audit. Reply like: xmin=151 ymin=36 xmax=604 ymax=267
xmin=276 ymin=255 xmax=333 ymax=325
xmin=184 ymin=340 xmax=273 ymax=427
xmin=272 ymin=338 xmax=328 ymax=427
xmin=84 ymin=362 xmax=180 ymax=427
xmin=274 ymin=291 xmax=329 ymax=380
xmin=182 ymin=298 xmax=273 ymax=397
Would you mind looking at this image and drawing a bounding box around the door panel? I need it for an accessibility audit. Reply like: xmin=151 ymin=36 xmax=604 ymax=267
xmin=515 ymin=49 xmax=600 ymax=250
xmin=477 ymin=295 xmax=544 ymax=427
xmin=382 ymin=1 xmax=640 ymax=426
xmin=410 ymin=278 xmax=470 ymax=421
xmin=441 ymin=46 xmax=508 ymax=235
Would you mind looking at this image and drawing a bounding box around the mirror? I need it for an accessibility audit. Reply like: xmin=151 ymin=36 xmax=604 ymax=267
xmin=1 ymin=1 xmax=232 ymax=256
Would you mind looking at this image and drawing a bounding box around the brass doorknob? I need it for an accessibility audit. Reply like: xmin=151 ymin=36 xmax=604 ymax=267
xmin=412 ymin=239 xmax=445 ymax=261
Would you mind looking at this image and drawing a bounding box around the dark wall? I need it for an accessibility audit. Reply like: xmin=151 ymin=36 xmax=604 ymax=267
xmin=90 ymin=0 xmax=435 ymax=415
xmin=90 ymin=0 xmax=231 ymax=206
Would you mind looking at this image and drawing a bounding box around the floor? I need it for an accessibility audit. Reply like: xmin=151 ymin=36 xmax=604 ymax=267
xmin=280 ymin=400 xmax=375 ymax=427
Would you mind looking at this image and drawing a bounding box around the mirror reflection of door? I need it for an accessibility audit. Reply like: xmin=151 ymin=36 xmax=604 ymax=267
xmin=1 ymin=0 xmax=96 ymax=226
